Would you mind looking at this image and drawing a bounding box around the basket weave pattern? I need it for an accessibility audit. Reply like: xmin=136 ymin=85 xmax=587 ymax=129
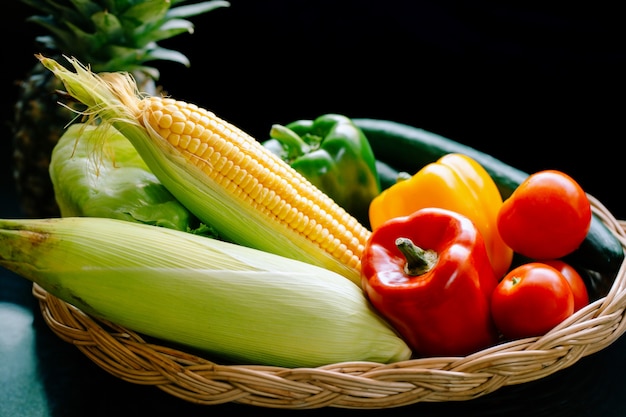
xmin=33 ymin=196 xmax=626 ymax=409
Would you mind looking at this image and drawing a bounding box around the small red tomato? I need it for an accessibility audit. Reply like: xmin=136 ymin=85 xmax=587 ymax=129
xmin=540 ymin=260 xmax=590 ymax=312
xmin=491 ymin=263 xmax=574 ymax=339
xmin=497 ymin=170 xmax=591 ymax=259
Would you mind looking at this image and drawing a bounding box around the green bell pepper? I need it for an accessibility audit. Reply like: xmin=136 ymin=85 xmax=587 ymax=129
xmin=263 ymin=114 xmax=381 ymax=228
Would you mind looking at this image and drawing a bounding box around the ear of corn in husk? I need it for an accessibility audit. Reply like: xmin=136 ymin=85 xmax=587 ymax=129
xmin=50 ymin=122 xmax=215 ymax=236
xmin=37 ymin=55 xmax=370 ymax=285
xmin=0 ymin=216 xmax=411 ymax=367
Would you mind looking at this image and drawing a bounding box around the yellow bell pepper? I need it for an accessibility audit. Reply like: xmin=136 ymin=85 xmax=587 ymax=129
xmin=369 ymin=153 xmax=513 ymax=279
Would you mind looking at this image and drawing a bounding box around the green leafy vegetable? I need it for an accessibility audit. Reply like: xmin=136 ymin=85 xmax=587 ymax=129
xmin=50 ymin=123 xmax=216 ymax=237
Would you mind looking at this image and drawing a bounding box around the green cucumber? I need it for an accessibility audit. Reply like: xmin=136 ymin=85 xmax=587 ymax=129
xmin=355 ymin=118 xmax=624 ymax=293
xmin=354 ymin=118 xmax=526 ymax=199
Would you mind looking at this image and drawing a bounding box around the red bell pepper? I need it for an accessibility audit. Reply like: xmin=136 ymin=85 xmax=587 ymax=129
xmin=361 ymin=207 xmax=499 ymax=357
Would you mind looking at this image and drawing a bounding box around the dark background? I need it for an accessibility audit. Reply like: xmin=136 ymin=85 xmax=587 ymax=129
xmin=3 ymin=1 xmax=626 ymax=218
xmin=2 ymin=2 xmax=626 ymax=416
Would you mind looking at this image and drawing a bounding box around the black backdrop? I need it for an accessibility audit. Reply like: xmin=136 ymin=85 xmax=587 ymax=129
xmin=4 ymin=1 xmax=626 ymax=218
xmin=3 ymin=3 xmax=626 ymax=416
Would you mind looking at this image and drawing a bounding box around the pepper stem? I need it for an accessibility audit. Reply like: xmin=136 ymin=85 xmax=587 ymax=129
xmin=395 ymin=237 xmax=438 ymax=276
xmin=269 ymin=124 xmax=311 ymax=160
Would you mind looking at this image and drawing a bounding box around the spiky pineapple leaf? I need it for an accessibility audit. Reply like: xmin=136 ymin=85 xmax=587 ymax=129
xmin=104 ymin=45 xmax=191 ymax=72
xmin=167 ymin=1 xmax=231 ymax=19
xmin=142 ymin=47 xmax=191 ymax=67
xmin=121 ymin=0 xmax=170 ymax=30
xmin=28 ymin=15 xmax=82 ymax=51
xmin=90 ymin=10 xmax=124 ymax=42
xmin=21 ymin=0 xmax=230 ymax=74
xmin=134 ymin=19 xmax=195 ymax=46
xmin=13 ymin=0 xmax=230 ymax=219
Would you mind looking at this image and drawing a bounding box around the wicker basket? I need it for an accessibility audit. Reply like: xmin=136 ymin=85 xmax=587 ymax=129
xmin=33 ymin=195 xmax=626 ymax=409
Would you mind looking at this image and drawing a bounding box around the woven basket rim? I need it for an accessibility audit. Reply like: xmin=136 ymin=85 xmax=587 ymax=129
xmin=33 ymin=195 xmax=626 ymax=409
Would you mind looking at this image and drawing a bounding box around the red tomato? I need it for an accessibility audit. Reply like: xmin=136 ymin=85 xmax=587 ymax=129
xmin=491 ymin=263 xmax=574 ymax=339
xmin=540 ymin=260 xmax=590 ymax=312
xmin=497 ymin=170 xmax=591 ymax=259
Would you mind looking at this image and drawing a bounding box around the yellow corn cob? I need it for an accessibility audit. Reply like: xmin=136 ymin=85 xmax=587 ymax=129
xmin=0 ymin=216 xmax=411 ymax=367
xmin=139 ymin=96 xmax=370 ymax=270
xmin=38 ymin=55 xmax=370 ymax=285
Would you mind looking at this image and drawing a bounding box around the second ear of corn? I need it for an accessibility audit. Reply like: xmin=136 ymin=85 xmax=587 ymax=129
xmin=38 ymin=55 xmax=370 ymax=285
xmin=0 ymin=216 xmax=411 ymax=367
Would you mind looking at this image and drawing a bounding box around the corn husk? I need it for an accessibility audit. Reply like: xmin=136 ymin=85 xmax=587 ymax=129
xmin=37 ymin=54 xmax=364 ymax=285
xmin=0 ymin=216 xmax=411 ymax=367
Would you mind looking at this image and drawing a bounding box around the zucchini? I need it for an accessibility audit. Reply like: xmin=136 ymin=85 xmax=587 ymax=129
xmin=355 ymin=118 xmax=624 ymax=294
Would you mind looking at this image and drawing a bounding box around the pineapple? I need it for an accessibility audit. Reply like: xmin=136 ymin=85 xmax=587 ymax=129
xmin=12 ymin=0 xmax=229 ymax=218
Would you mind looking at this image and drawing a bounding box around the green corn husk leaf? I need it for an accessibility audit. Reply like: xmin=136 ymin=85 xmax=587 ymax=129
xmin=50 ymin=122 xmax=216 ymax=236
xmin=0 ymin=216 xmax=411 ymax=368
xmin=37 ymin=55 xmax=364 ymax=285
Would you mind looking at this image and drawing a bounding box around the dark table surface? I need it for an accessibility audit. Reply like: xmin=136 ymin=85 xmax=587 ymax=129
xmin=2 ymin=2 xmax=626 ymax=416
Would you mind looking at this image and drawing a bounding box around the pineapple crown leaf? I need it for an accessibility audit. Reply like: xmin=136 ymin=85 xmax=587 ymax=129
xmin=122 ymin=1 xmax=172 ymax=28
xmin=142 ymin=47 xmax=192 ymax=67
xmin=167 ymin=1 xmax=231 ymax=19
xmin=21 ymin=0 xmax=230 ymax=75
xmin=102 ymin=44 xmax=191 ymax=74
xmin=27 ymin=15 xmax=76 ymax=46
xmin=136 ymin=19 xmax=196 ymax=45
